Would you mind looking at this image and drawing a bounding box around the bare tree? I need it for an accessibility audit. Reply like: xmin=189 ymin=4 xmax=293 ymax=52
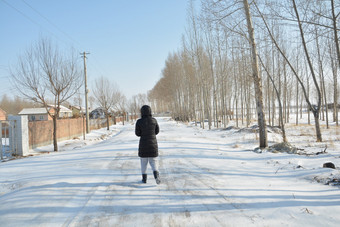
xmin=0 ymin=95 xmax=35 ymax=115
xmin=243 ymin=0 xmax=268 ymax=148
xmin=92 ymin=76 xmax=120 ymax=130
xmin=292 ymin=0 xmax=323 ymax=141
xmin=259 ymin=56 xmax=287 ymax=142
xmin=115 ymin=93 xmax=127 ymax=125
xmin=254 ymin=0 xmax=323 ymax=142
xmin=129 ymin=95 xmax=140 ymax=118
xmin=11 ymin=39 xmax=82 ymax=151
xmin=88 ymin=96 xmax=95 ymax=111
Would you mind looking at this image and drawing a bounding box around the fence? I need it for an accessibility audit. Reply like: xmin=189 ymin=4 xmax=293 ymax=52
xmin=29 ymin=118 xmax=84 ymax=149
xmin=1 ymin=121 xmax=10 ymax=160
xmin=29 ymin=115 xmax=138 ymax=149
xmin=1 ymin=114 xmax=138 ymax=158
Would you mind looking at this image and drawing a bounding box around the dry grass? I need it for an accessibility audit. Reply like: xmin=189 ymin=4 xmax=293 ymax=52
xmin=233 ymin=144 xmax=240 ymax=148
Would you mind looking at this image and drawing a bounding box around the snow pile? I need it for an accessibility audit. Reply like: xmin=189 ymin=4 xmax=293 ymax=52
xmin=267 ymin=142 xmax=298 ymax=154
xmin=254 ymin=142 xmax=298 ymax=154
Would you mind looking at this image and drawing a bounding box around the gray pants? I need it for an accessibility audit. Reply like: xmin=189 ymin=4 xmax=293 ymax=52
xmin=140 ymin=157 xmax=158 ymax=174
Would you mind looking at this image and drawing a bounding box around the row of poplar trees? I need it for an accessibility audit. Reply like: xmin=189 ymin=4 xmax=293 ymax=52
xmin=148 ymin=0 xmax=340 ymax=147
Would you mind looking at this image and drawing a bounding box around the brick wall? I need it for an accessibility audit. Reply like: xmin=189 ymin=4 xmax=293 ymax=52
xmin=0 ymin=108 xmax=6 ymax=121
xmin=28 ymin=115 xmax=138 ymax=149
xmin=28 ymin=118 xmax=83 ymax=149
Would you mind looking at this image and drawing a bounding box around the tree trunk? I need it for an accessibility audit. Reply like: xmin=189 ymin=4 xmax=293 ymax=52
xmin=259 ymin=56 xmax=287 ymax=143
xmin=243 ymin=0 xmax=268 ymax=148
xmin=255 ymin=0 xmax=322 ymax=142
xmin=283 ymin=61 xmax=288 ymax=123
xmin=106 ymin=111 xmax=110 ymax=130
xmin=267 ymin=74 xmax=271 ymax=126
xmin=313 ymin=111 xmax=322 ymax=142
xmin=296 ymin=76 xmax=299 ymax=125
xmin=122 ymin=112 xmax=125 ymax=125
xmin=315 ymin=27 xmax=329 ymax=128
xmin=292 ymin=0 xmax=322 ymax=142
xmin=53 ymin=116 xmax=58 ymax=152
xmin=331 ymin=0 xmax=339 ymax=126
xmin=330 ymin=46 xmax=338 ymax=124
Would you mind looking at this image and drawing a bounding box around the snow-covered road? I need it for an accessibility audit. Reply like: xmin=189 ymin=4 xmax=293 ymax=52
xmin=1 ymin=118 xmax=340 ymax=226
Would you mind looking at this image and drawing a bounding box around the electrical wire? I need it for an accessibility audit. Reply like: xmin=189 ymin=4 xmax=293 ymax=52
xmin=21 ymin=0 xmax=83 ymax=49
xmin=1 ymin=0 xmax=119 ymax=99
xmin=20 ymin=0 xmax=111 ymax=80
xmin=1 ymin=0 xmax=64 ymax=44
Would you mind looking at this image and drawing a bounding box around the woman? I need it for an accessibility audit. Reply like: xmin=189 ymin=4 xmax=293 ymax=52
xmin=135 ymin=105 xmax=161 ymax=184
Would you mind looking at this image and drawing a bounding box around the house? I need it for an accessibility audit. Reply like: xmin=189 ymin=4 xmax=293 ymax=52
xmin=69 ymin=105 xmax=85 ymax=117
xmin=46 ymin=104 xmax=73 ymax=118
xmin=19 ymin=105 xmax=73 ymax=121
xmin=18 ymin=108 xmax=53 ymax=121
xmin=0 ymin=107 xmax=6 ymax=121
xmin=57 ymin=105 xmax=73 ymax=118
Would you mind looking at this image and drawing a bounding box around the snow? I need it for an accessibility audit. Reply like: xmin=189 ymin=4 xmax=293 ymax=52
xmin=0 ymin=117 xmax=340 ymax=226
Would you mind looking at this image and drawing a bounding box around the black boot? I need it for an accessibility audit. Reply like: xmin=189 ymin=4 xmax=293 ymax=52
xmin=153 ymin=171 xmax=161 ymax=184
xmin=142 ymin=174 xmax=147 ymax=183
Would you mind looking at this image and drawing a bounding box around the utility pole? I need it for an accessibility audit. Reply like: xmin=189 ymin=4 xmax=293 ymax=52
xmin=81 ymin=52 xmax=90 ymax=134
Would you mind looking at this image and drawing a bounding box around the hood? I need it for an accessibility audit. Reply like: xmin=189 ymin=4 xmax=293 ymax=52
xmin=141 ymin=105 xmax=152 ymax=117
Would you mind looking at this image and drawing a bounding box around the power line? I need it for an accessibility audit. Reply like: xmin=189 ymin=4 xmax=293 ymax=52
xmin=1 ymin=0 xmax=42 ymax=30
xmin=14 ymin=0 xmax=111 ymax=82
xmin=1 ymin=0 xmax=114 ymax=96
xmin=1 ymin=0 xmax=74 ymax=50
xmin=21 ymin=0 xmax=82 ymax=49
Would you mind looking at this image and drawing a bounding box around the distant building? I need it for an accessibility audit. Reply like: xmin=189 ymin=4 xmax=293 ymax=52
xmin=46 ymin=104 xmax=73 ymax=118
xmin=69 ymin=105 xmax=85 ymax=117
xmin=0 ymin=108 xmax=6 ymax=121
xmin=18 ymin=108 xmax=53 ymax=121
xmin=19 ymin=105 xmax=72 ymax=121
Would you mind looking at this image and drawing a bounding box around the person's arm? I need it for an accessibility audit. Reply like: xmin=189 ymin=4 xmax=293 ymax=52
xmin=155 ymin=121 xmax=159 ymax=135
xmin=135 ymin=121 xmax=141 ymax=137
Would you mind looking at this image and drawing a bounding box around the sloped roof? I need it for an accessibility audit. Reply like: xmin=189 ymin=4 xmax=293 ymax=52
xmin=71 ymin=105 xmax=86 ymax=111
xmin=47 ymin=104 xmax=72 ymax=113
xmin=19 ymin=108 xmax=48 ymax=115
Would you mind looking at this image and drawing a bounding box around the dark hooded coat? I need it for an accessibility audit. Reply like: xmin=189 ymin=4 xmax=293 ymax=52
xmin=135 ymin=105 xmax=159 ymax=157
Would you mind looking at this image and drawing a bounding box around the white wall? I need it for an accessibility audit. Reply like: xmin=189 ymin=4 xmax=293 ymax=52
xmin=8 ymin=115 xmax=29 ymax=156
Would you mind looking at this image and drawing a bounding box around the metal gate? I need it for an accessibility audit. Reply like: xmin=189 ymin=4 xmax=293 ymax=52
xmin=1 ymin=120 xmax=17 ymax=161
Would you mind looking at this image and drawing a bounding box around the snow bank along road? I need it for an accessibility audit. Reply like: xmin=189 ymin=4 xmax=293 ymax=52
xmin=0 ymin=118 xmax=340 ymax=226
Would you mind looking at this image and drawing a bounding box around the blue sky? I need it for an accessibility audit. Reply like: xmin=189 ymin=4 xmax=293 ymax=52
xmin=0 ymin=0 xmax=191 ymax=102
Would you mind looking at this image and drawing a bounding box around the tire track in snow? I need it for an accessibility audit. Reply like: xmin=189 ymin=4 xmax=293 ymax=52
xmin=70 ymin=125 xmax=159 ymax=227
xmin=158 ymin=152 xmax=195 ymax=226
xmin=61 ymin=154 xmax=125 ymax=227
xmin=177 ymin=156 xmax=265 ymax=224
xmin=57 ymin=126 xmax=132 ymax=226
xmin=159 ymin=149 xmax=231 ymax=226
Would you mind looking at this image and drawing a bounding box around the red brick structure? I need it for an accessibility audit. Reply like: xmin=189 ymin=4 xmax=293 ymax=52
xmin=0 ymin=108 xmax=6 ymax=121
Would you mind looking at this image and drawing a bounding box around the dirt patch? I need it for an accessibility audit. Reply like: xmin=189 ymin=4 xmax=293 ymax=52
xmin=236 ymin=125 xmax=282 ymax=134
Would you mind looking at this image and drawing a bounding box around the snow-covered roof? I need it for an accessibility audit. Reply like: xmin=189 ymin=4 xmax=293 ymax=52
xmin=19 ymin=108 xmax=48 ymax=115
xmin=47 ymin=104 xmax=72 ymax=113
xmin=71 ymin=105 xmax=85 ymax=110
